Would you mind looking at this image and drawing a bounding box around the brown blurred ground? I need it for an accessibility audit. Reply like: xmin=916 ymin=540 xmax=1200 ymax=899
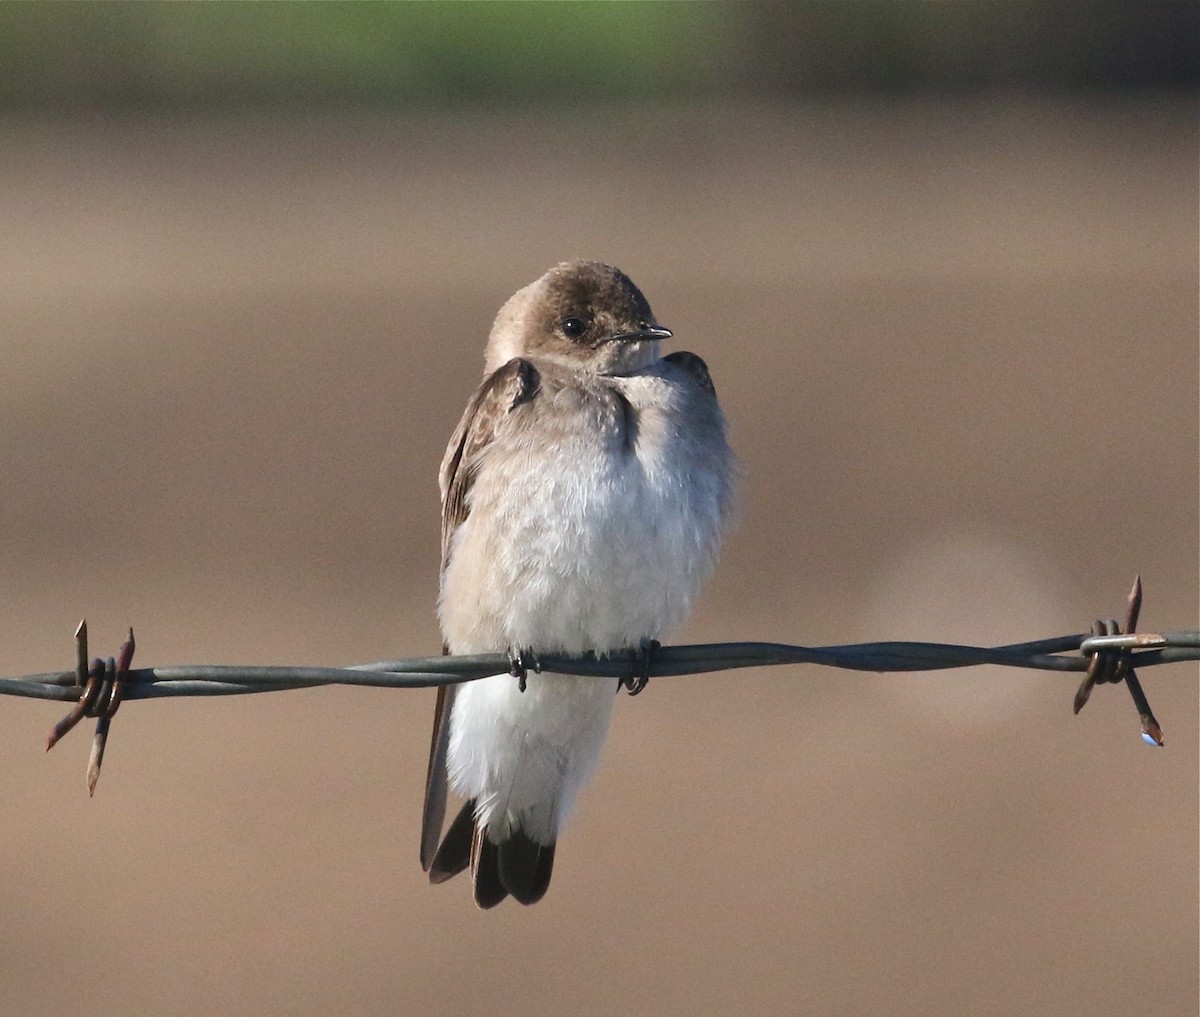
xmin=0 ymin=98 xmax=1196 ymax=1017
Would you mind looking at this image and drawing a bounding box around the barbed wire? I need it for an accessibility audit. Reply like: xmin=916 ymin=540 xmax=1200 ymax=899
xmin=3 ymin=577 xmax=1196 ymax=793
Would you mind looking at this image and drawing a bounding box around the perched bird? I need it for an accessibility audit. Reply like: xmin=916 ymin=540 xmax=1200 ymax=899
xmin=421 ymin=260 xmax=734 ymax=907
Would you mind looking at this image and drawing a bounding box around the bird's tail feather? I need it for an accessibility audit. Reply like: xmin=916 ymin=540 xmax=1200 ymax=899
xmin=428 ymin=800 xmax=473 ymax=884
xmin=497 ymin=831 xmax=555 ymax=906
xmin=428 ymin=800 xmax=555 ymax=908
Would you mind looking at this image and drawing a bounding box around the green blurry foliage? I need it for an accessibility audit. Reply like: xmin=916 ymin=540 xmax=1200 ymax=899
xmin=0 ymin=1 xmax=1194 ymax=112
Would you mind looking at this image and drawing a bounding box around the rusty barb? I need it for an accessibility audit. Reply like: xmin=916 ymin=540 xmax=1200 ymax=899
xmin=14 ymin=577 xmax=1197 ymax=793
xmin=45 ymin=621 xmax=133 ymax=795
xmin=1073 ymin=576 xmax=1162 ymax=746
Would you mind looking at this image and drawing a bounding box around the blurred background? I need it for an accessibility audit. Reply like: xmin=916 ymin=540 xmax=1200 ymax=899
xmin=1 ymin=4 xmax=1196 ymax=1016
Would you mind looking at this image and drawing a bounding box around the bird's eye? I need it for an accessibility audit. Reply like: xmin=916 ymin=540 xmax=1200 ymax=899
xmin=560 ymin=317 xmax=588 ymax=339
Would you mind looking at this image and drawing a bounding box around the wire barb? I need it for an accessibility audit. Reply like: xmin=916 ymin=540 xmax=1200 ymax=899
xmin=46 ymin=622 xmax=133 ymax=793
xmin=1072 ymin=576 xmax=1162 ymax=745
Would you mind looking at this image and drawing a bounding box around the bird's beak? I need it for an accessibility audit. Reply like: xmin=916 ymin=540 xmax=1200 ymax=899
xmin=609 ymin=325 xmax=672 ymax=343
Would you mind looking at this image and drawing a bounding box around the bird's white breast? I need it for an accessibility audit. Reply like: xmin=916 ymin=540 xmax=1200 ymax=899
xmin=438 ymin=358 xmax=732 ymax=842
xmin=439 ymin=363 xmax=730 ymax=656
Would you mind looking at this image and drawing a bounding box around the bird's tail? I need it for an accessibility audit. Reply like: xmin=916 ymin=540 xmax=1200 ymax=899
xmin=428 ymin=800 xmax=555 ymax=908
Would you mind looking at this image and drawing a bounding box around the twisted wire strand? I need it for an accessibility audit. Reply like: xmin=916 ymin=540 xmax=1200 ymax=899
xmin=4 ymin=631 xmax=1197 ymax=703
xmin=8 ymin=586 xmax=1196 ymax=792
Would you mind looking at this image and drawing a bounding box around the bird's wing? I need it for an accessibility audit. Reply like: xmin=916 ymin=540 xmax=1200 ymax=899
xmin=420 ymin=357 xmax=542 ymax=872
xmin=662 ymin=350 xmax=717 ymax=397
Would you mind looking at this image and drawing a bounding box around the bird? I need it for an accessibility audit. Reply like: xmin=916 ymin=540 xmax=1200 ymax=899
xmin=421 ymin=260 xmax=734 ymax=907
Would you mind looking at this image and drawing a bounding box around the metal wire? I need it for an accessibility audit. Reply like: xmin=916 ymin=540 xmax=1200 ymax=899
xmin=4 ymin=577 xmax=1196 ymax=791
xmin=5 ymin=633 xmax=1198 ymax=703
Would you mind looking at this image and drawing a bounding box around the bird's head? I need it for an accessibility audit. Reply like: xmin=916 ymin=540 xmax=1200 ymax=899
xmin=486 ymin=260 xmax=671 ymax=376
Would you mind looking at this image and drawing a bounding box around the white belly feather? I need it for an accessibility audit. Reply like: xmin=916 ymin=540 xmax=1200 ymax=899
xmin=438 ymin=366 xmax=730 ymax=842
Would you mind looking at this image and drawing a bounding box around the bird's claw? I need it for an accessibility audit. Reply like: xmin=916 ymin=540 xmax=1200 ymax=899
xmin=508 ymin=647 xmax=541 ymax=692
xmin=620 ymin=639 xmax=659 ymax=696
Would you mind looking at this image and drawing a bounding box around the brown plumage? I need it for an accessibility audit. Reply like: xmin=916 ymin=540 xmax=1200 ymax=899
xmin=420 ymin=260 xmax=733 ymax=908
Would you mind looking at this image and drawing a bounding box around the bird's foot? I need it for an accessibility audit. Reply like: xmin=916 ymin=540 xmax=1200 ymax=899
xmin=620 ymin=638 xmax=659 ymax=696
xmin=508 ymin=647 xmax=542 ymax=693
